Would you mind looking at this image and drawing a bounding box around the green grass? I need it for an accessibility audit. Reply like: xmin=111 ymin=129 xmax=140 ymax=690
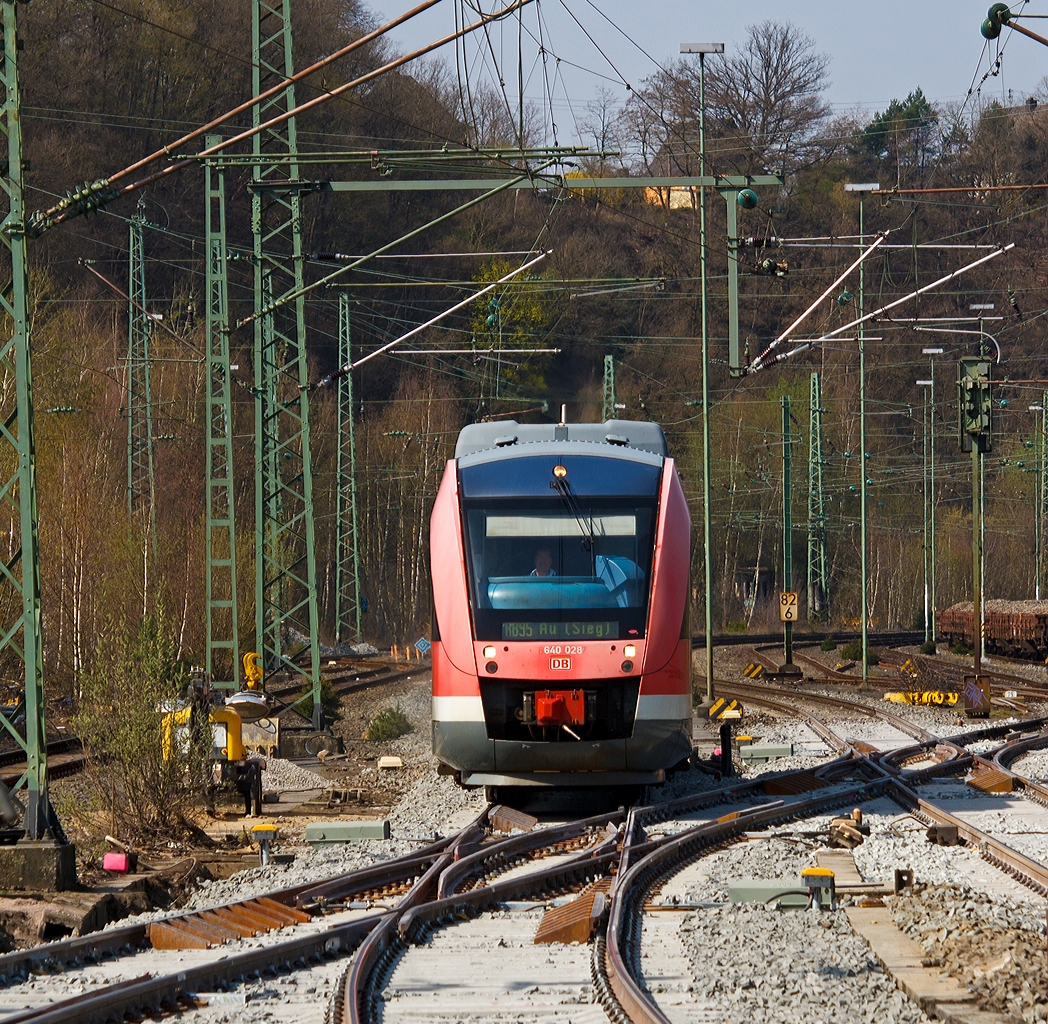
xmin=364 ymin=704 xmax=413 ymax=742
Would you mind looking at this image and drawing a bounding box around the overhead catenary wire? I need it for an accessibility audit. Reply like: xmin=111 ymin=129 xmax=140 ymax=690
xmin=35 ymin=0 xmax=536 ymax=234
xmin=314 ymin=250 xmax=551 ymax=387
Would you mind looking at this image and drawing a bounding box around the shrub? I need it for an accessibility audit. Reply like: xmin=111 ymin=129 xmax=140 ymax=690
xmin=840 ymin=640 xmax=878 ymax=665
xmin=951 ymin=642 xmax=972 ymax=656
xmin=724 ymin=621 xmax=748 ymax=634
xmin=820 ymin=637 xmax=836 ymax=653
xmin=292 ymin=676 xmax=341 ymax=724
xmin=364 ymin=704 xmax=413 ymax=742
xmin=919 ymin=641 xmax=937 ymax=655
xmin=70 ymin=611 xmax=207 ymax=843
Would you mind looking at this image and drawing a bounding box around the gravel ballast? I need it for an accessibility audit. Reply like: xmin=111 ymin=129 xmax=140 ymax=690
xmin=680 ymin=903 xmax=930 ymax=1024
xmin=888 ymin=885 xmax=1048 ymax=1023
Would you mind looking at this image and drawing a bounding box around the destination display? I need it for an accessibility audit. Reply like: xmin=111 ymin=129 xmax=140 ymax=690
xmin=501 ymin=620 xmax=618 ymax=640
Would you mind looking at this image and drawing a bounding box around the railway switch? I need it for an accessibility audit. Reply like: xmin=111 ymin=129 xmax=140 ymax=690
xmin=801 ymin=867 xmax=837 ymax=910
xmin=252 ymin=824 xmax=278 ymax=866
xmin=728 ymin=868 xmax=836 ymax=910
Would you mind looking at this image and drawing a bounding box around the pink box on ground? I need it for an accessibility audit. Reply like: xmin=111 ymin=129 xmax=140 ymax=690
xmin=102 ymin=851 xmax=135 ymax=873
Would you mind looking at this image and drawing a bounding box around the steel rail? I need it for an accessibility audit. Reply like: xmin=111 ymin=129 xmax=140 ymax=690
xmin=344 ymin=816 xmax=622 ymax=1024
xmin=2 ymin=912 xmax=384 ymax=1024
xmin=0 ymin=831 xmax=458 ymax=984
xmin=437 ymin=808 xmax=626 ymax=898
xmin=886 ymin=780 xmax=1048 ymax=897
xmin=720 ymin=679 xmax=937 ymax=745
xmin=601 ymin=776 xmax=893 ymax=1024
xmin=691 ymin=629 xmax=923 ymax=650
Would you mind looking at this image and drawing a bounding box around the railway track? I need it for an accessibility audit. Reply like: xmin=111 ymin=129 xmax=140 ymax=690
xmin=4 ymin=689 xmax=1048 ymax=1024
xmin=0 ymin=737 xmax=84 ymax=789
xmin=266 ymin=659 xmax=424 ymax=706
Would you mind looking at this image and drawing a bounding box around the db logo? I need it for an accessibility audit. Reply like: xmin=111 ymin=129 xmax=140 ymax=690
xmin=550 ymin=657 xmax=571 ymax=671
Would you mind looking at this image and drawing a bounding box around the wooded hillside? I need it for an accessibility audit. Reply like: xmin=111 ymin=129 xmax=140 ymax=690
xmin=12 ymin=4 xmax=1048 ymax=692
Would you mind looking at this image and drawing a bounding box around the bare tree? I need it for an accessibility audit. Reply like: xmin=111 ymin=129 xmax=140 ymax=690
xmin=708 ymin=21 xmax=831 ymax=175
xmin=619 ymin=22 xmax=830 ymax=180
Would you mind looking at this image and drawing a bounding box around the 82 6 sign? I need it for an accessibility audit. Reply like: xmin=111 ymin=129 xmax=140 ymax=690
xmin=779 ymin=591 xmax=799 ymax=623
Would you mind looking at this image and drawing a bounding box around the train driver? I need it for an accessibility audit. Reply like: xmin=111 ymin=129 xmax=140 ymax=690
xmin=530 ymin=547 xmax=557 ymax=577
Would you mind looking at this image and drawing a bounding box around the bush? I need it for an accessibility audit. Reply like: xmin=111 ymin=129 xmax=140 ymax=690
xmin=840 ymin=640 xmax=863 ymax=660
xmin=724 ymin=621 xmax=748 ymax=634
xmin=820 ymin=637 xmax=837 ymax=652
xmin=69 ymin=611 xmax=207 ymax=843
xmin=364 ymin=704 xmax=413 ymax=742
xmin=840 ymin=640 xmax=879 ymax=665
xmin=950 ymin=642 xmax=971 ymax=656
xmin=919 ymin=641 xmax=937 ymax=655
xmin=292 ymin=676 xmax=341 ymax=723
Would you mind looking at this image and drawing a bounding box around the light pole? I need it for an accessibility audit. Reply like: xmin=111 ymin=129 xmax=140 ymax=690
xmin=845 ymin=183 xmax=879 ymax=687
xmin=920 ymin=347 xmax=942 ymax=647
xmin=917 ymin=377 xmax=932 ymax=644
xmin=681 ymin=42 xmax=724 ymax=703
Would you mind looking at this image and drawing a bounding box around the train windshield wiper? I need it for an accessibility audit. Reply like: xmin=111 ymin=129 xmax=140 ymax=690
xmin=551 ymin=478 xmax=597 ymax=573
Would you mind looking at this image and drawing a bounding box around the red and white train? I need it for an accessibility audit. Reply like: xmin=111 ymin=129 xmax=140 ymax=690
xmin=429 ymin=418 xmax=693 ymax=791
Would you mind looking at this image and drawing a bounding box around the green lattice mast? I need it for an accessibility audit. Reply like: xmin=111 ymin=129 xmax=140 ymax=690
xmin=0 ymin=0 xmax=60 ymax=841
xmin=127 ymin=198 xmax=156 ymax=544
xmin=807 ymin=371 xmax=829 ymax=621
xmin=334 ymin=293 xmax=362 ymax=646
xmin=251 ymin=0 xmax=323 ymax=727
xmin=601 ymin=355 xmax=615 ymax=422
xmin=204 ymin=138 xmax=240 ymax=688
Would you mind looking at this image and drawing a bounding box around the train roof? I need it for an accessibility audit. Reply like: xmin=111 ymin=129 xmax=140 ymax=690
xmin=454 ymin=419 xmax=668 ymax=460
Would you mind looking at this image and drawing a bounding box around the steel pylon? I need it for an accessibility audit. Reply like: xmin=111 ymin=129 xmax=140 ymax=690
xmin=807 ymin=372 xmax=829 ymax=621
xmin=334 ymin=294 xmax=362 ymax=646
xmin=0 ymin=0 xmax=61 ymax=841
xmin=601 ymin=355 xmax=615 ymax=422
xmin=251 ymin=0 xmax=323 ymax=728
xmin=127 ymin=198 xmax=156 ymax=541
xmin=204 ymin=139 xmax=240 ymax=689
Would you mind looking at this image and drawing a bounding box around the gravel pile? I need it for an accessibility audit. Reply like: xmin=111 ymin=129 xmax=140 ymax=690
xmin=649 ymin=766 xmax=724 ymax=803
xmin=743 ymin=753 xmax=832 ymax=776
xmin=888 ymin=885 xmax=1048 ymax=1023
xmin=965 ymin=739 xmax=1005 ymax=755
xmin=262 ymin=757 xmax=330 ymax=792
xmin=682 ymin=837 xmax=817 ymax=902
xmin=680 ymin=903 xmax=930 ymax=1024
xmin=849 ymin=814 xmax=980 ymax=886
xmin=1013 ymin=750 xmax=1048 ymax=780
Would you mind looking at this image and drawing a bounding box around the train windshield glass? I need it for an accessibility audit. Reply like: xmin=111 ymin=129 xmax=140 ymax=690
xmin=460 ymin=456 xmax=661 ymax=641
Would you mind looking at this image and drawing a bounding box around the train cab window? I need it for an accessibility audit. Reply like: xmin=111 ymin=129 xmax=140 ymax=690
xmin=460 ymin=454 xmax=661 ymax=641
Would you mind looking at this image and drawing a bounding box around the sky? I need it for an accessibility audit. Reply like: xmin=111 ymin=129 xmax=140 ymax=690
xmin=373 ymin=1 xmax=1048 ymax=141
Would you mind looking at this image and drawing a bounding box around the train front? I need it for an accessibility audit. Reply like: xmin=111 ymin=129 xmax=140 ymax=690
xmin=430 ymin=420 xmax=693 ymax=789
